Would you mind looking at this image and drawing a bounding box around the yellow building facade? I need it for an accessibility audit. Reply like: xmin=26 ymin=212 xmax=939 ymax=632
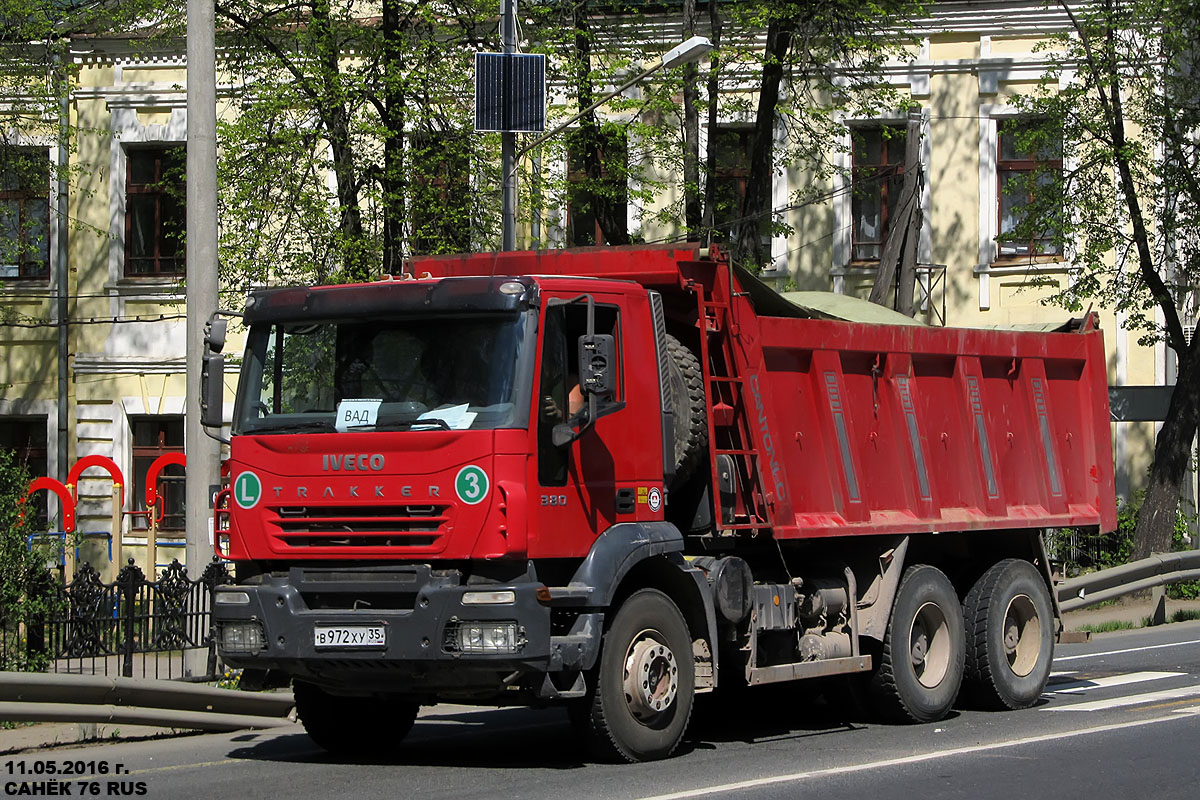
xmin=0 ymin=3 xmax=1176 ymax=578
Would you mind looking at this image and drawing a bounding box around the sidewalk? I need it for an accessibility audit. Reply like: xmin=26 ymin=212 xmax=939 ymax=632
xmin=0 ymin=721 xmax=205 ymax=755
xmin=1061 ymin=595 xmax=1200 ymax=632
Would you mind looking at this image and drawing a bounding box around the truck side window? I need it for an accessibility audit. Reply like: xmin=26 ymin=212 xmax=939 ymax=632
xmin=537 ymin=302 xmax=621 ymax=487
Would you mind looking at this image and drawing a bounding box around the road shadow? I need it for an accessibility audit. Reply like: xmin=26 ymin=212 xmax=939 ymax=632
xmin=226 ymin=706 xmax=590 ymax=770
xmin=223 ymin=681 xmax=937 ymax=769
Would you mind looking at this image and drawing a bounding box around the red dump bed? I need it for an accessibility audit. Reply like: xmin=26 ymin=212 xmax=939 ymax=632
xmin=739 ymin=313 xmax=1117 ymax=538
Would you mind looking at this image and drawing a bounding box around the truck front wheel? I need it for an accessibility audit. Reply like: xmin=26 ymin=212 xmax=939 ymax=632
xmin=577 ymin=589 xmax=695 ymax=762
xmin=961 ymin=558 xmax=1054 ymax=709
xmin=294 ymin=681 xmax=418 ymax=756
xmin=870 ymin=564 xmax=965 ymax=723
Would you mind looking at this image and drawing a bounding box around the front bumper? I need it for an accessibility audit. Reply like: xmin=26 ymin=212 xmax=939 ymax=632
xmin=213 ymin=566 xmax=599 ymax=697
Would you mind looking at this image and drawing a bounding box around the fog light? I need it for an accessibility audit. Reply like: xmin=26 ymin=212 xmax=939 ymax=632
xmin=452 ymin=621 xmax=523 ymax=654
xmin=215 ymin=591 xmax=251 ymax=605
xmin=462 ymin=590 xmax=516 ymax=605
xmin=220 ymin=622 xmax=266 ymax=653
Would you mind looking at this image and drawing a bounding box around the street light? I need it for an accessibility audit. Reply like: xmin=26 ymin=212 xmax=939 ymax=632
xmin=501 ymin=35 xmax=713 ymax=248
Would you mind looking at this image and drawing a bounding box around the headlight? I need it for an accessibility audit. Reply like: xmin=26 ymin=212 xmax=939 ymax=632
xmin=461 ymin=590 xmax=516 ymax=605
xmin=220 ymin=622 xmax=266 ymax=653
xmin=444 ymin=621 xmax=524 ymax=654
xmin=214 ymin=591 xmax=251 ymax=605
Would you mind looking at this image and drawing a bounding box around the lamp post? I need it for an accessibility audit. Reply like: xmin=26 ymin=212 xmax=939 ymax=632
xmin=499 ymin=35 xmax=712 ymax=250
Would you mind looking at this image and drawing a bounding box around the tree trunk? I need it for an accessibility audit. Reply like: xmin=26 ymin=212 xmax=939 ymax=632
xmin=381 ymin=0 xmax=406 ymax=274
xmin=572 ymin=3 xmax=630 ymax=245
xmin=701 ymin=0 xmax=722 ymax=234
xmin=682 ymin=0 xmax=701 ymax=235
xmin=312 ymin=0 xmax=368 ymax=280
xmin=869 ymin=115 xmax=922 ymax=312
xmin=734 ymin=18 xmax=790 ymax=270
xmin=1133 ymin=346 xmax=1200 ymax=559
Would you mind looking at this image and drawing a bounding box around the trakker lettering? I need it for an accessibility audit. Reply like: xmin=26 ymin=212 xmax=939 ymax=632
xmin=322 ymin=454 xmax=385 ymax=471
xmin=270 ymin=485 xmax=441 ymax=499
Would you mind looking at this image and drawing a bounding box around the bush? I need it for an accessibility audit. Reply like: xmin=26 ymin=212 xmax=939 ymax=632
xmin=0 ymin=449 xmax=59 ymax=671
xmin=1048 ymin=491 xmax=1200 ymax=598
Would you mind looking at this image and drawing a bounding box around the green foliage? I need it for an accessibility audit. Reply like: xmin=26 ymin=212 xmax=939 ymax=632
xmin=1010 ymin=0 xmax=1200 ymax=349
xmin=1073 ymin=619 xmax=1138 ymax=634
xmin=1050 ymin=491 xmax=1200 ymax=599
xmin=215 ymin=0 xmax=496 ymax=286
xmin=0 ymin=448 xmax=61 ymax=672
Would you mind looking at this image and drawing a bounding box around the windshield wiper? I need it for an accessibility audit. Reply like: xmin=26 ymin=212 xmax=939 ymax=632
xmin=251 ymin=420 xmax=337 ymax=434
xmin=348 ymin=419 xmax=452 ymax=431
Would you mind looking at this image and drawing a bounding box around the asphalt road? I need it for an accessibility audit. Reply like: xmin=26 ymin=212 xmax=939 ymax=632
xmin=6 ymin=621 xmax=1200 ymax=800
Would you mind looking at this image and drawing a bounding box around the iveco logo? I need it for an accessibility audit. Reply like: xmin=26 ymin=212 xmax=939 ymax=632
xmin=322 ymin=454 xmax=385 ymax=472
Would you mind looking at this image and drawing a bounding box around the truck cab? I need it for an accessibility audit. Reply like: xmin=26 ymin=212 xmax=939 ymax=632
xmin=210 ymin=267 xmax=709 ymax=760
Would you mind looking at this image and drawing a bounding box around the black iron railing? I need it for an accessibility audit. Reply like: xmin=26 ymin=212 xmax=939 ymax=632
xmin=1 ymin=558 xmax=232 ymax=680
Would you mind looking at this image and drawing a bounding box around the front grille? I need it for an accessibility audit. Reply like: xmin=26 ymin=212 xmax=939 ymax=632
xmin=267 ymin=505 xmax=449 ymax=550
xmin=281 ymin=534 xmax=438 ymax=548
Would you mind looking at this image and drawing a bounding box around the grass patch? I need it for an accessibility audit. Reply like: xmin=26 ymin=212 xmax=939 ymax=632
xmin=1074 ymin=619 xmax=1138 ymax=633
xmin=1170 ymin=608 xmax=1200 ymax=624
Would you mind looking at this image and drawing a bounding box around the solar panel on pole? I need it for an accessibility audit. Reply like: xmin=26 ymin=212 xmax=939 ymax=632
xmin=475 ymin=53 xmax=546 ymax=133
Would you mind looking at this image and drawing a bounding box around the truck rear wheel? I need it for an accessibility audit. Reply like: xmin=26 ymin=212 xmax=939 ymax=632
xmin=665 ymin=335 xmax=707 ymax=489
xmin=961 ymin=558 xmax=1054 ymax=710
xmin=294 ymin=681 xmax=418 ymax=756
xmin=870 ymin=564 xmax=965 ymax=723
xmin=577 ymin=589 xmax=695 ymax=762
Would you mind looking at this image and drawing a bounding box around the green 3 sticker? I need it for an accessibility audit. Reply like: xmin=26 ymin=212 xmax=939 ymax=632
xmin=234 ymin=471 xmax=262 ymax=509
xmin=455 ymin=465 xmax=490 ymax=505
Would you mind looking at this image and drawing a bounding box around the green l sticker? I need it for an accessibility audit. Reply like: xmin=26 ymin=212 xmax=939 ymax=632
xmin=234 ymin=471 xmax=263 ymax=509
xmin=455 ymin=465 xmax=489 ymax=505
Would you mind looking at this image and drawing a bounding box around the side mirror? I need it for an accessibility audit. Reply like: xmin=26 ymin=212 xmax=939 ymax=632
xmin=201 ymin=352 xmax=225 ymax=429
xmin=578 ymin=334 xmax=615 ymax=398
xmin=206 ymin=317 xmax=228 ymax=354
xmin=551 ymin=333 xmax=624 ymax=447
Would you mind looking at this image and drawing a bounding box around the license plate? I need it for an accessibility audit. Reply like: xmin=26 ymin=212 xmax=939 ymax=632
xmin=314 ymin=625 xmax=386 ymax=649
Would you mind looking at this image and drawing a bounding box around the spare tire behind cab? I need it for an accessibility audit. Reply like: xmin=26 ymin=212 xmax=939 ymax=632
xmin=664 ymin=334 xmax=707 ymax=489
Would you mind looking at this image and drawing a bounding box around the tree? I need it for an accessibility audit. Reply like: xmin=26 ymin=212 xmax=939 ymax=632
xmin=1011 ymin=0 xmax=1200 ymax=559
xmin=214 ymin=0 xmax=495 ymax=287
xmin=722 ymin=0 xmax=927 ymax=270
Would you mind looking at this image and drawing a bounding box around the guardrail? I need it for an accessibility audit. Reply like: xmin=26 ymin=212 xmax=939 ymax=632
xmin=0 ymin=672 xmax=295 ymax=732
xmin=1056 ymin=550 xmax=1200 ymax=612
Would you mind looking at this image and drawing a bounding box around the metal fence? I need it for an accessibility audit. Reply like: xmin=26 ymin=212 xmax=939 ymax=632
xmin=1 ymin=558 xmax=231 ymax=681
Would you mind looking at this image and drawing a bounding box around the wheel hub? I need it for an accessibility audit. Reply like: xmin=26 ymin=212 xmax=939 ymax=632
xmin=623 ymin=632 xmax=679 ymax=721
xmin=910 ymin=601 xmax=951 ymax=688
xmin=1002 ymin=593 xmax=1041 ymax=677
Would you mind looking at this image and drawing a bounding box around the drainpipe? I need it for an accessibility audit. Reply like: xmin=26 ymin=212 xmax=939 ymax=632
xmin=56 ymin=53 xmax=70 ymax=494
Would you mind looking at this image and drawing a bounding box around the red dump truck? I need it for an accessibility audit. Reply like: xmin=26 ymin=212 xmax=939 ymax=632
xmin=204 ymin=244 xmax=1116 ymax=762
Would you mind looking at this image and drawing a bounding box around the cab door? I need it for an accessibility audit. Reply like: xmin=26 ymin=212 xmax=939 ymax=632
xmin=528 ymin=289 xmax=666 ymax=558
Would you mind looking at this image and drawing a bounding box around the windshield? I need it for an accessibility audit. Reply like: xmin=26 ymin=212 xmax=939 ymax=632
xmin=234 ymin=313 xmax=532 ymax=434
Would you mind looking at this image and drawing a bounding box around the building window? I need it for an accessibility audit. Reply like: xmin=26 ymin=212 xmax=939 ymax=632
xmin=410 ymin=133 xmax=471 ymax=256
xmin=566 ymin=129 xmax=627 ymax=246
xmin=125 ymin=146 xmax=185 ymax=277
xmin=851 ymin=125 xmax=906 ymax=262
xmin=0 ymin=148 xmax=49 ymax=280
xmin=0 ymin=416 xmax=48 ymax=527
xmin=131 ymin=416 xmax=185 ymax=532
xmin=709 ymin=127 xmax=756 ymax=241
xmin=997 ymin=118 xmax=1062 ymax=259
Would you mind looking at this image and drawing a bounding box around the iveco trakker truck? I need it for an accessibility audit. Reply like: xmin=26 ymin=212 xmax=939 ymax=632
xmin=206 ymin=244 xmax=1116 ymax=762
